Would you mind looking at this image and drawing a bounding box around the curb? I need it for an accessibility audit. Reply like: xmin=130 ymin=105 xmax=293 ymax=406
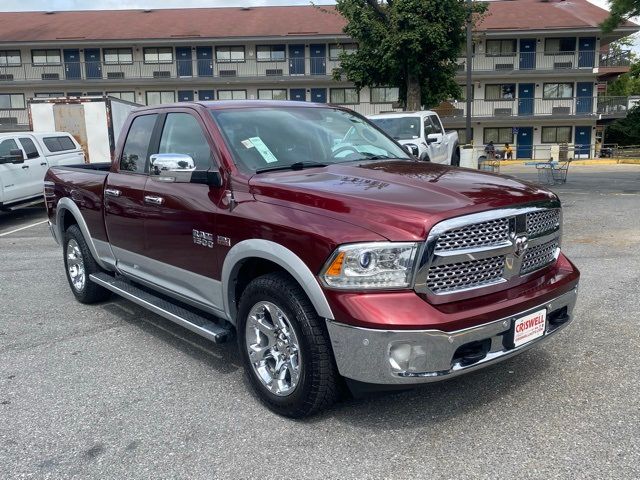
xmin=497 ymin=159 xmax=640 ymax=166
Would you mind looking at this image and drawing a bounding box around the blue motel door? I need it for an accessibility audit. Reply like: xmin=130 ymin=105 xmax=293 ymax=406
xmin=516 ymin=127 xmax=533 ymax=159
xmin=176 ymin=47 xmax=193 ymax=77
xmin=519 ymin=39 xmax=536 ymax=70
xmin=575 ymin=126 xmax=592 ymax=157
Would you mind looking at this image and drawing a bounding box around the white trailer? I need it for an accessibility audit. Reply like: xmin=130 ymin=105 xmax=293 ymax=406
xmin=28 ymin=96 xmax=139 ymax=163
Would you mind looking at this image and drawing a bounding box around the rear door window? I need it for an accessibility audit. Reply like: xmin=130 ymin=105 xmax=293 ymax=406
xmin=120 ymin=114 xmax=158 ymax=173
xmin=42 ymin=135 xmax=77 ymax=152
xmin=18 ymin=137 xmax=40 ymax=159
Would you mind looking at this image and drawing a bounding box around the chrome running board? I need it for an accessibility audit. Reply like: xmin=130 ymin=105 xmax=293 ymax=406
xmin=90 ymin=272 xmax=232 ymax=343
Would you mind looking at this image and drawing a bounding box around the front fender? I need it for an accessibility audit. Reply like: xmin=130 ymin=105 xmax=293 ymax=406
xmin=221 ymin=239 xmax=334 ymax=325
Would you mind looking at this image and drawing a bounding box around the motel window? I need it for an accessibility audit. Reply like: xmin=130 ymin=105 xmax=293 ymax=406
xmin=257 ymin=89 xmax=287 ymax=100
xmin=143 ymin=47 xmax=173 ymax=64
xmin=484 ymin=127 xmax=514 ymax=144
xmin=104 ymin=48 xmax=133 ymax=64
xmin=217 ymin=90 xmax=247 ymax=100
xmin=543 ymin=83 xmax=574 ymax=99
xmin=542 ymin=126 xmax=572 ymax=143
xmin=215 ymin=46 xmax=245 ymax=63
xmin=486 ymin=40 xmax=516 ymax=56
xmin=330 ymin=88 xmax=359 ymax=104
xmin=0 ymin=50 xmax=21 ymax=66
xmin=256 ymin=45 xmax=286 ymax=62
xmin=31 ymin=49 xmax=61 ymax=65
xmin=107 ymin=91 xmax=136 ymax=103
xmin=545 ymin=37 xmax=577 ymax=54
xmin=329 ymin=43 xmax=357 ymax=60
xmin=0 ymin=93 xmax=25 ymax=110
xmin=370 ymin=87 xmax=399 ymax=104
xmin=145 ymin=91 xmax=175 ymax=105
xmin=485 ymin=84 xmax=516 ymax=100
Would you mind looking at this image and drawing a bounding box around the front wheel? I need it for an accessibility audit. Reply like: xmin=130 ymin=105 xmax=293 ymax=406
xmin=237 ymin=272 xmax=340 ymax=418
xmin=63 ymin=225 xmax=111 ymax=304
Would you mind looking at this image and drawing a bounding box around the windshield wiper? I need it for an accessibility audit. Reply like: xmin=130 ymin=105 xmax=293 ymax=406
xmin=255 ymin=161 xmax=328 ymax=174
xmin=352 ymin=154 xmax=411 ymax=161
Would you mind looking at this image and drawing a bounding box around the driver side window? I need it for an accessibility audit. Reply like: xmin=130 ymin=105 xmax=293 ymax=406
xmin=158 ymin=113 xmax=212 ymax=170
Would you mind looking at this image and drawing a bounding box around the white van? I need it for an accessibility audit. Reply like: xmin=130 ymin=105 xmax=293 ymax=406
xmin=0 ymin=132 xmax=85 ymax=210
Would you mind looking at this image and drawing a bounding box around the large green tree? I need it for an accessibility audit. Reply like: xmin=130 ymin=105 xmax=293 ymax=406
xmin=601 ymin=0 xmax=640 ymax=32
xmin=605 ymin=105 xmax=640 ymax=145
xmin=332 ymin=0 xmax=487 ymax=110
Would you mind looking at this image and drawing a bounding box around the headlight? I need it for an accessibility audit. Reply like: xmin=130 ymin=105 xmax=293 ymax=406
xmin=320 ymin=242 xmax=420 ymax=289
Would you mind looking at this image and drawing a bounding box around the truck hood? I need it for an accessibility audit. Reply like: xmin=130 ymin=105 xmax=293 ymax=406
xmin=249 ymin=160 xmax=557 ymax=241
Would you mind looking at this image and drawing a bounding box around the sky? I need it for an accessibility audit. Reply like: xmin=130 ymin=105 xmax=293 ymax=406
xmin=0 ymin=0 xmax=634 ymax=49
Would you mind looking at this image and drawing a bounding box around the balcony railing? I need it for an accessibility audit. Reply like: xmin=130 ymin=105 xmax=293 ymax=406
xmin=0 ymin=57 xmax=340 ymax=83
xmin=435 ymin=96 xmax=634 ymax=119
xmin=456 ymin=51 xmax=598 ymax=73
xmin=599 ymin=50 xmax=633 ymax=68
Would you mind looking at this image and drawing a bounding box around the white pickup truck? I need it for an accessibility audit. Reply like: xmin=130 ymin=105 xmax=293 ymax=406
xmin=369 ymin=111 xmax=460 ymax=166
xmin=0 ymin=131 xmax=85 ymax=210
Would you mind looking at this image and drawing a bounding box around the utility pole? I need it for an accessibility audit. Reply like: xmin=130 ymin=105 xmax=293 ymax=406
xmin=465 ymin=0 xmax=473 ymax=144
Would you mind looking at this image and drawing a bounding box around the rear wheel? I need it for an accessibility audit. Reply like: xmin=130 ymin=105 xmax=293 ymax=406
xmin=63 ymin=225 xmax=111 ymax=304
xmin=237 ymin=272 xmax=340 ymax=418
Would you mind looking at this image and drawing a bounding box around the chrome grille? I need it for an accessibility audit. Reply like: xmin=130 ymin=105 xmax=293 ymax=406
xmin=526 ymin=209 xmax=560 ymax=237
xmin=427 ymin=256 xmax=505 ymax=293
xmin=416 ymin=206 xmax=562 ymax=298
xmin=434 ymin=217 xmax=510 ymax=252
xmin=520 ymin=240 xmax=559 ymax=275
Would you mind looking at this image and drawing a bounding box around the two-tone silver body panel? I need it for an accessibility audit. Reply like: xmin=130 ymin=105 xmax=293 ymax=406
xmin=52 ymin=200 xmax=334 ymax=325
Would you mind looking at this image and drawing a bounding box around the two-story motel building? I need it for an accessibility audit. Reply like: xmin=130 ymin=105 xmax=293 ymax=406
xmin=0 ymin=0 xmax=637 ymax=159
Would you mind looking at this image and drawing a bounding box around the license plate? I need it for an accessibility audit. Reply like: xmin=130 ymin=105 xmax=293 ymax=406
xmin=512 ymin=309 xmax=547 ymax=347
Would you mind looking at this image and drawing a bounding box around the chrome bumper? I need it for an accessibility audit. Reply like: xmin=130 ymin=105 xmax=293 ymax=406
xmin=326 ymin=287 xmax=578 ymax=385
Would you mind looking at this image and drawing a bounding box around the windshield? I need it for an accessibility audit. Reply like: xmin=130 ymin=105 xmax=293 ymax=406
xmin=210 ymin=107 xmax=410 ymax=173
xmin=370 ymin=117 xmax=421 ymax=141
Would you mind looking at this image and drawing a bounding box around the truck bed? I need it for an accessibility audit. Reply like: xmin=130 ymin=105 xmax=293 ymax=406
xmin=46 ymin=164 xmax=111 ymax=243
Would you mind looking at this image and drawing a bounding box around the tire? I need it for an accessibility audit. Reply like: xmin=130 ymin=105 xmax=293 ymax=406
xmin=420 ymin=153 xmax=431 ymax=162
xmin=451 ymin=148 xmax=461 ymax=167
xmin=237 ymin=272 xmax=340 ymax=418
xmin=63 ymin=225 xmax=111 ymax=304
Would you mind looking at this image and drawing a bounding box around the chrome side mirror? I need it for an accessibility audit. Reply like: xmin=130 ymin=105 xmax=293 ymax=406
xmin=149 ymin=153 xmax=196 ymax=183
xmin=403 ymin=143 xmax=420 ymax=157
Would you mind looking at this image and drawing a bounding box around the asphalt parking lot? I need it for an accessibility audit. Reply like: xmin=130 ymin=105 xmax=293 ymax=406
xmin=1 ymin=164 xmax=639 ymax=479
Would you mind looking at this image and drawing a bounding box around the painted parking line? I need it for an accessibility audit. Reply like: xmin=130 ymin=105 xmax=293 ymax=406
xmin=0 ymin=220 xmax=49 ymax=237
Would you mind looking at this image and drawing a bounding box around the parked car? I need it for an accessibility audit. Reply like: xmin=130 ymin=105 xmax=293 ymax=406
xmin=368 ymin=111 xmax=460 ymax=165
xmin=45 ymin=101 xmax=579 ymax=417
xmin=0 ymin=131 xmax=84 ymax=210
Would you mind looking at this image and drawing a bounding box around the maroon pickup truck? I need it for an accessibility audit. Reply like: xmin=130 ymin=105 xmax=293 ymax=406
xmin=45 ymin=101 xmax=579 ymax=417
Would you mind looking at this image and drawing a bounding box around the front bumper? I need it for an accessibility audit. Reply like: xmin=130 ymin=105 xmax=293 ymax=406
xmin=326 ymin=286 xmax=578 ymax=385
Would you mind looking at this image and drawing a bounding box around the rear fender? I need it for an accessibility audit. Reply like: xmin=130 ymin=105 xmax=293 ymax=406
xmin=55 ymin=197 xmax=115 ymax=271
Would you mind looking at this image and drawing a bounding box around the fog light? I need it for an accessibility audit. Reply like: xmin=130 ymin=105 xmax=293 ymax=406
xmin=389 ymin=342 xmax=428 ymax=372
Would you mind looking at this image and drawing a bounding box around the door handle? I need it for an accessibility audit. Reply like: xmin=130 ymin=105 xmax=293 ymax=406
xmin=104 ymin=188 xmax=121 ymax=197
xmin=22 ymin=165 xmax=29 ymax=169
xmin=144 ymin=195 xmax=164 ymax=205
xmin=40 ymin=162 xmax=47 ymax=166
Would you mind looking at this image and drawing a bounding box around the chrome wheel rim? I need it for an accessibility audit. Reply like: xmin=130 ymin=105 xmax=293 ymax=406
xmin=245 ymin=301 xmax=301 ymax=397
xmin=66 ymin=239 xmax=85 ymax=292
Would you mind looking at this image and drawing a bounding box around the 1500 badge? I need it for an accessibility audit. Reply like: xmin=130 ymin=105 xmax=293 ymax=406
xmin=193 ymin=229 xmax=214 ymax=248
